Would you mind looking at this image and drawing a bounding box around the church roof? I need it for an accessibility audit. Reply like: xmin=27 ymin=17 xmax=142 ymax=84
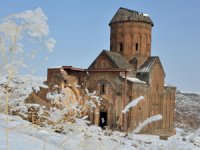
xmin=137 ymin=56 xmax=165 ymax=74
xmin=88 ymin=50 xmax=131 ymax=70
xmin=104 ymin=50 xmax=131 ymax=69
xmin=109 ymin=7 xmax=154 ymax=26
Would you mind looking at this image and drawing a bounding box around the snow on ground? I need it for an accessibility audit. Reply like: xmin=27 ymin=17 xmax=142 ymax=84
xmin=0 ymin=113 xmax=200 ymax=150
xmin=0 ymin=114 xmax=60 ymax=150
xmin=0 ymin=76 xmax=200 ymax=149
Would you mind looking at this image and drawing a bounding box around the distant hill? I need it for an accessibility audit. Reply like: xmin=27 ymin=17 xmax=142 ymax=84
xmin=175 ymin=90 xmax=200 ymax=130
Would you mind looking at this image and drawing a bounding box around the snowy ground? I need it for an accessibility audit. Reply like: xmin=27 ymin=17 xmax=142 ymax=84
xmin=1 ymin=114 xmax=200 ymax=150
xmin=0 ymin=75 xmax=200 ymax=150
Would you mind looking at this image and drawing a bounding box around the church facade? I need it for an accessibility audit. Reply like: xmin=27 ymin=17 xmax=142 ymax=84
xmin=46 ymin=8 xmax=176 ymax=137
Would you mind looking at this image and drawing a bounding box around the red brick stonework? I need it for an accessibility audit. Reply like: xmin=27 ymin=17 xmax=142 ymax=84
xmin=43 ymin=8 xmax=176 ymax=138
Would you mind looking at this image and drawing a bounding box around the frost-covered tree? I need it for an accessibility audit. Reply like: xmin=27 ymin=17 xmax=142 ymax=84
xmin=0 ymin=7 xmax=56 ymax=76
xmin=0 ymin=8 xmax=56 ymax=149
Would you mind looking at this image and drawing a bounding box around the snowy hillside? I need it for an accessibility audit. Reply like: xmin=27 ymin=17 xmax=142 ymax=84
xmin=176 ymin=90 xmax=200 ymax=130
xmin=0 ymin=76 xmax=200 ymax=150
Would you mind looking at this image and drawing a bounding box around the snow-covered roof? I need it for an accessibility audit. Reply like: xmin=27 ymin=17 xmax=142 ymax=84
xmin=120 ymin=75 xmax=146 ymax=84
xmin=48 ymin=66 xmax=62 ymax=69
xmin=164 ymin=82 xmax=176 ymax=88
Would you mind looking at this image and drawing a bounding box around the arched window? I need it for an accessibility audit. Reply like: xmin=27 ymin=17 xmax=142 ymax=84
xmin=136 ymin=43 xmax=139 ymax=51
xmin=98 ymin=80 xmax=112 ymax=95
xmin=133 ymin=33 xmax=140 ymax=52
xmin=117 ymin=33 xmax=123 ymax=53
xmin=100 ymin=82 xmax=106 ymax=95
xmin=119 ymin=42 xmax=123 ymax=52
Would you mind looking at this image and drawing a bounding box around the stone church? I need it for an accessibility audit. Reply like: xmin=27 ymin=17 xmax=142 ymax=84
xmin=45 ymin=7 xmax=176 ymax=137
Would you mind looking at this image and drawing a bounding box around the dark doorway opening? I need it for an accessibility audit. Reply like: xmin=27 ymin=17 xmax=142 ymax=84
xmin=99 ymin=111 xmax=107 ymax=128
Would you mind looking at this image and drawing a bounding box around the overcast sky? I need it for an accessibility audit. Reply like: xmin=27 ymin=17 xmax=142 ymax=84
xmin=0 ymin=0 xmax=200 ymax=92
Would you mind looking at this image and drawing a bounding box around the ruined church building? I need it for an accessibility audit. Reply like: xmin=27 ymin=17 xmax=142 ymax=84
xmin=47 ymin=8 xmax=176 ymax=137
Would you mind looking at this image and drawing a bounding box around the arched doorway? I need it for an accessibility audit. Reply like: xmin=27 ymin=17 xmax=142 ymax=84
xmin=99 ymin=105 xmax=108 ymax=128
